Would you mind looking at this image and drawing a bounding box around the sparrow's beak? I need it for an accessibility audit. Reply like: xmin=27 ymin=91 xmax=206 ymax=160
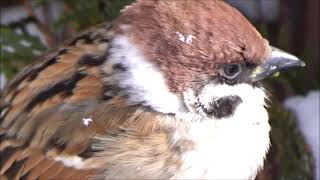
xmin=250 ymin=46 xmax=306 ymax=82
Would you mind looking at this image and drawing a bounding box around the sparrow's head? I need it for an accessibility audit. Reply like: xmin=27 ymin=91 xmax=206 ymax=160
xmin=104 ymin=0 xmax=305 ymax=120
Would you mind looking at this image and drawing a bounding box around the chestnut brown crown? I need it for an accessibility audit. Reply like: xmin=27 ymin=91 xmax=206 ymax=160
xmin=114 ymin=0 xmax=271 ymax=92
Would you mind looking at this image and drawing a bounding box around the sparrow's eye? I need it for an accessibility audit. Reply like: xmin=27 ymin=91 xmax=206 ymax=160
xmin=221 ymin=64 xmax=241 ymax=79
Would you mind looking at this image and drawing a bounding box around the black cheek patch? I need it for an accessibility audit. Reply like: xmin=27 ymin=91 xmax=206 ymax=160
xmin=112 ymin=63 xmax=127 ymax=71
xmin=203 ymin=95 xmax=242 ymax=119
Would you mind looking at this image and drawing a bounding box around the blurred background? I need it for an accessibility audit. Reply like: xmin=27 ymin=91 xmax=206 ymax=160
xmin=0 ymin=0 xmax=319 ymax=179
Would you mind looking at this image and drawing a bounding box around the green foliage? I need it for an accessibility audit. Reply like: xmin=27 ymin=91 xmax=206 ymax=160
xmin=102 ymin=0 xmax=134 ymax=21
xmin=268 ymin=102 xmax=314 ymax=180
xmin=35 ymin=0 xmax=133 ymax=30
xmin=1 ymin=25 xmax=47 ymax=79
xmin=1 ymin=0 xmax=133 ymax=80
xmin=51 ymin=0 xmax=107 ymax=30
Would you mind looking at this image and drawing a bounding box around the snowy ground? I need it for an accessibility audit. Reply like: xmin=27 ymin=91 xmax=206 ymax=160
xmin=0 ymin=74 xmax=7 ymax=90
xmin=284 ymin=90 xmax=320 ymax=180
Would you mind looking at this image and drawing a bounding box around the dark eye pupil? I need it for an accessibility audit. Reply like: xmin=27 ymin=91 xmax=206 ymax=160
xmin=223 ymin=64 xmax=240 ymax=77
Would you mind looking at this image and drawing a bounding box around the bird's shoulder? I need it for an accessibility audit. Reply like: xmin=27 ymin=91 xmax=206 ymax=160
xmin=0 ymin=23 xmax=175 ymax=179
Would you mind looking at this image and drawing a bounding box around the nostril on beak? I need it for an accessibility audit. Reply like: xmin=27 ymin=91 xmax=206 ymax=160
xmin=202 ymin=96 xmax=242 ymax=119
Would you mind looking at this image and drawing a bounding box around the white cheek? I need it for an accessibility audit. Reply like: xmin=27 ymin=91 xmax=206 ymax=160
xmin=102 ymin=35 xmax=184 ymax=114
xmin=199 ymin=83 xmax=267 ymax=109
xmin=174 ymin=84 xmax=270 ymax=179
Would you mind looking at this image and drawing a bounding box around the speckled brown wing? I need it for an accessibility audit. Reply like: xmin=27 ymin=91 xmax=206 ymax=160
xmin=0 ymin=23 xmax=115 ymax=180
xmin=0 ymin=22 xmax=180 ymax=179
xmin=0 ymin=22 xmax=132 ymax=179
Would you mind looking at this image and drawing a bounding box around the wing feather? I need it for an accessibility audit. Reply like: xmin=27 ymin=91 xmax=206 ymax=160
xmin=0 ymin=23 xmax=115 ymax=179
xmin=0 ymin=22 xmax=178 ymax=179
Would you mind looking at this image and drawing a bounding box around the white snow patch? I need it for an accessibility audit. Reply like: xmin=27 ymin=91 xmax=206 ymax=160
xmin=176 ymin=31 xmax=195 ymax=44
xmin=15 ymin=28 xmax=23 ymax=35
xmin=82 ymin=117 xmax=93 ymax=127
xmin=26 ymin=23 xmax=48 ymax=46
xmin=0 ymin=6 xmax=28 ymax=24
xmin=185 ymin=35 xmax=195 ymax=44
xmin=0 ymin=74 xmax=7 ymax=90
xmin=176 ymin=31 xmax=186 ymax=42
xmin=1 ymin=3 xmax=64 ymax=47
xmin=284 ymin=90 xmax=320 ymax=180
xmin=2 ymin=46 xmax=16 ymax=53
xmin=20 ymin=40 xmax=32 ymax=47
xmin=32 ymin=49 xmax=42 ymax=56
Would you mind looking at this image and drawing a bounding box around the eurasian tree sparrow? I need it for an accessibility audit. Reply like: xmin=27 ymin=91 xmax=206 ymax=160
xmin=0 ymin=0 xmax=305 ymax=179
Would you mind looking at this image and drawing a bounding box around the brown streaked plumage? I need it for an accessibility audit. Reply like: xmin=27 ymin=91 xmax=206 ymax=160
xmin=0 ymin=0 xmax=305 ymax=179
xmin=0 ymin=22 xmax=177 ymax=179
